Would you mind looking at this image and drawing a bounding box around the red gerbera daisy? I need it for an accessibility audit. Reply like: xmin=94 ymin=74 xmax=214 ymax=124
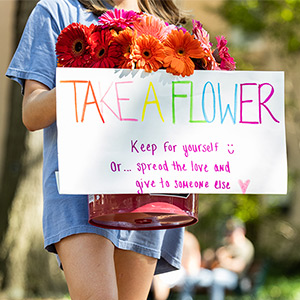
xmin=163 ymin=30 xmax=205 ymax=77
xmin=56 ymin=23 xmax=93 ymax=67
xmin=89 ymin=27 xmax=123 ymax=68
xmin=131 ymin=34 xmax=166 ymax=73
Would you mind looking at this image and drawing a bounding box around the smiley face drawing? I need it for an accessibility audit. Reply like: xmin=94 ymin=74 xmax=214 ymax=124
xmin=227 ymin=144 xmax=234 ymax=154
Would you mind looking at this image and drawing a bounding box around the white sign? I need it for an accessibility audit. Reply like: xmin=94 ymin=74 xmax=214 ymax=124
xmin=56 ymin=68 xmax=287 ymax=195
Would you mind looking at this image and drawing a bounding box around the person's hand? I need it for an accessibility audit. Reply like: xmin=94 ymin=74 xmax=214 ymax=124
xmin=216 ymin=247 xmax=232 ymax=265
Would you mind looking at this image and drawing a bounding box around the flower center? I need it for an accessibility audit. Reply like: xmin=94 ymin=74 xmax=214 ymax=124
xmin=98 ymin=47 xmax=106 ymax=58
xmin=177 ymin=48 xmax=185 ymax=56
xmin=142 ymin=49 xmax=151 ymax=59
xmin=75 ymin=42 xmax=83 ymax=52
xmin=72 ymin=39 xmax=85 ymax=56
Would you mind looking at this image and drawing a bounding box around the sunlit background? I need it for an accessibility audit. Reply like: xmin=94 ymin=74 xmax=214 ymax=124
xmin=1 ymin=0 xmax=300 ymax=299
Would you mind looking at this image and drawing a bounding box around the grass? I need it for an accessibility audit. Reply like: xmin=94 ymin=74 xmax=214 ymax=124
xmin=255 ymin=274 xmax=300 ymax=300
xmin=159 ymin=274 xmax=300 ymax=300
xmin=2 ymin=274 xmax=300 ymax=300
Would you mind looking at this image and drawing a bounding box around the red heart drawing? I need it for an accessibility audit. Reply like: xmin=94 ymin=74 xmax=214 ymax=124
xmin=238 ymin=180 xmax=250 ymax=194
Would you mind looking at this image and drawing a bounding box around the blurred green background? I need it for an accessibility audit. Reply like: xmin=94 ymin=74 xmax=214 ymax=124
xmin=0 ymin=0 xmax=299 ymax=299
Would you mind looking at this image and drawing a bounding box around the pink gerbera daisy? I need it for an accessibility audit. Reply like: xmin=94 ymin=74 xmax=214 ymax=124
xmin=191 ymin=20 xmax=220 ymax=70
xmin=192 ymin=20 xmax=212 ymax=52
xmin=132 ymin=14 xmax=170 ymax=42
xmin=214 ymin=36 xmax=236 ymax=71
xmin=98 ymin=9 xmax=142 ymax=31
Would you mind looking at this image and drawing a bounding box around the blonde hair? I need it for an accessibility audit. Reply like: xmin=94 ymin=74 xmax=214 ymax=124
xmin=78 ymin=0 xmax=188 ymax=25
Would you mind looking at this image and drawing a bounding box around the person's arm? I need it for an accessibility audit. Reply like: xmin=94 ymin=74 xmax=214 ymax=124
xmin=216 ymin=247 xmax=246 ymax=274
xmin=23 ymin=80 xmax=56 ymax=131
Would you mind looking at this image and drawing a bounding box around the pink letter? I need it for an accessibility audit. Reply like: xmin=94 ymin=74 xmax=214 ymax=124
xmin=98 ymin=82 xmax=120 ymax=120
xmin=239 ymin=83 xmax=259 ymax=124
xmin=258 ymin=83 xmax=279 ymax=123
xmin=115 ymin=81 xmax=138 ymax=121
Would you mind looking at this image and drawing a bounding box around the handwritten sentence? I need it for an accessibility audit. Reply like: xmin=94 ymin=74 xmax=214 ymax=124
xmin=112 ymin=160 xmax=231 ymax=194
xmin=135 ymin=178 xmax=230 ymax=194
xmin=60 ymin=80 xmax=280 ymax=125
xmin=130 ymin=140 xmax=232 ymax=157
xmin=109 ymin=139 xmax=234 ymax=193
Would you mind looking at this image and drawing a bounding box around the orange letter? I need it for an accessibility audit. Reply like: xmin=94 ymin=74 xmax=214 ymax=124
xmin=60 ymin=80 xmax=88 ymax=122
xmin=81 ymin=81 xmax=104 ymax=123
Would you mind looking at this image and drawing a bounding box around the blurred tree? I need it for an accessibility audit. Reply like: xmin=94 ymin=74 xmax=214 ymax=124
xmin=0 ymin=0 xmax=36 ymax=289
xmin=221 ymin=0 xmax=300 ymax=53
xmin=184 ymin=0 xmax=300 ymax=271
xmin=216 ymin=0 xmax=300 ymax=266
xmin=189 ymin=194 xmax=274 ymax=250
xmin=0 ymin=1 xmax=67 ymax=298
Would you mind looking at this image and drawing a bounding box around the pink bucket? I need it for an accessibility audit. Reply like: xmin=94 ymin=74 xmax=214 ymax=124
xmin=88 ymin=194 xmax=198 ymax=230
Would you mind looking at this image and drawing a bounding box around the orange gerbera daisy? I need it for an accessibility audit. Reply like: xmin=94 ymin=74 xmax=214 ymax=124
xmin=131 ymin=34 xmax=166 ymax=73
xmin=163 ymin=30 xmax=205 ymax=77
xmin=113 ymin=28 xmax=136 ymax=69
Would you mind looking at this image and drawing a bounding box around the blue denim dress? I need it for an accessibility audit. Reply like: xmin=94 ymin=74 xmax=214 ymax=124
xmin=6 ymin=0 xmax=184 ymax=274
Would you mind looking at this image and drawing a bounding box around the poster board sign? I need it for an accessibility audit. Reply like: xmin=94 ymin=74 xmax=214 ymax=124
xmin=56 ymin=68 xmax=287 ymax=195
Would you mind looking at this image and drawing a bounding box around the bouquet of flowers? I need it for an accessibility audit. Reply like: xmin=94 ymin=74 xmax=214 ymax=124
xmin=56 ymin=9 xmax=236 ymax=77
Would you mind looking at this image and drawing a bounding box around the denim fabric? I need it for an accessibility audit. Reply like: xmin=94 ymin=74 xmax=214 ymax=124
xmin=6 ymin=0 xmax=184 ymax=274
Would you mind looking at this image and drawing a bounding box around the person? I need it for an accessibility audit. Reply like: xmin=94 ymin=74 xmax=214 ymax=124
xmin=6 ymin=1 xmax=190 ymax=299
xmin=203 ymin=218 xmax=255 ymax=300
xmin=152 ymin=219 xmax=254 ymax=300
xmin=152 ymin=230 xmax=213 ymax=300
